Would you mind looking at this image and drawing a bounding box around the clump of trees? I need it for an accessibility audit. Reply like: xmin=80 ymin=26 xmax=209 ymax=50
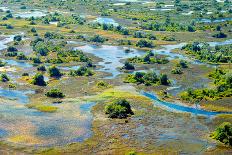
xmin=182 ymin=42 xmax=232 ymax=63
xmin=128 ymin=51 xmax=169 ymax=64
xmin=69 ymin=66 xmax=94 ymax=76
xmin=136 ymin=39 xmax=153 ymax=48
xmin=124 ymin=71 xmax=170 ymax=86
xmin=180 ymin=69 xmax=232 ymax=101
xmin=45 ymin=88 xmax=65 ymax=98
xmin=105 ymin=99 xmax=134 ymax=118
xmin=31 ymin=73 xmax=47 ymax=86
xmin=89 ymin=35 xmax=106 ymax=43
xmin=211 ymin=122 xmax=232 ymax=146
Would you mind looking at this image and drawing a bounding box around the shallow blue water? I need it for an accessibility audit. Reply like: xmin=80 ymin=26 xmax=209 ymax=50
xmin=2 ymin=59 xmax=33 ymax=68
xmin=75 ymin=45 xmax=144 ymax=78
xmin=197 ymin=18 xmax=232 ymax=23
xmin=141 ymin=91 xmax=232 ymax=116
xmin=0 ymin=88 xmax=34 ymax=104
xmin=95 ymin=17 xmax=119 ymax=26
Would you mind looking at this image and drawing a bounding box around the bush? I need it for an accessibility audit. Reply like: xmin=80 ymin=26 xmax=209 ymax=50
xmin=0 ymin=73 xmax=10 ymax=82
xmin=0 ymin=59 xmax=6 ymax=67
xmin=171 ymin=67 xmax=183 ymax=74
xmin=69 ymin=66 xmax=93 ymax=76
xmin=7 ymin=46 xmax=17 ymax=52
xmin=177 ymin=60 xmax=188 ymax=68
xmin=136 ymin=39 xmax=153 ymax=48
xmin=123 ymin=61 xmax=135 ymax=70
xmin=48 ymin=66 xmax=62 ymax=78
xmin=212 ymin=32 xmax=227 ymax=38
xmin=211 ymin=122 xmax=232 ymax=146
xmin=37 ymin=65 xmax=46 ymax=71
xmin=105 ymin=99 xmax=134 ymax=118
xmin=31 ymin=73 xmax=47 ymax=86
xmin=96 ymin=81 xmax=109 ymax=88
xmin=45 ymin=88 xmax=65 ymax=98
xmin=89 ymin=35 xmax=105 ymax=43
xmin=13 ymin=35 xmax=22 ymax=42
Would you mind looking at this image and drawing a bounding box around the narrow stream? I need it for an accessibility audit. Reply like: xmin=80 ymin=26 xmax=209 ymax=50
xmin=141 ymin=91 xmax=232 ymax=116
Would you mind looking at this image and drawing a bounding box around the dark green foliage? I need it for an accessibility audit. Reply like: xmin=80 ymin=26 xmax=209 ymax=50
xmin=136 ymin=39 xmax=153 ymax=48
xmin=89 ymin=35 xmax=105 ymax=43
xmin=0 ymin=59 xmax=6 ymax=67
xmin=211 ymin=122 xmax=232 ymax=146
xmin=37 ymin=65 xmax=46 ymax=71
xmin=123 ymin=61 xmax=135 ymax=70
xmin=105 ymin=99 xmax=134 ymax=118
xmin=48 ymin=66 xmax=62 ymax=78
xmin=69 ymin=66 xmax=93 ymax=76
xmin=0 ymin=73 xmax=10 ymax=82
xmin=180 ymin=69 xmax=232 ymax=101
xmin=13 ymin=35 xmax=22 ymax=42
xmin=182 ymin=42 xmax=232 ymax=63
xmin=160 ymin=74 xmax=169 ymax=85
xmin=45 ymin=88 xmax=65 ymax=98
xmin=7 ymin=46 xmax=18 ymax=52
xmin=31 ymin=73 xmax=47 ymax=86
xmin=171 ymin=67 xmax=183 ymax=74
xmin=125 ymin=71 xmax=170 ymax=86
xmin=16 ymin=52 xmax=27 ymax=60
xmin=34 ymin=41 xmax=49 ymax=56
xmin=212 ymin=32 xmax=227 ymax=38
xmin=128 ymin=51 xmax=168 ymax=64
xmin=177 ymin=60 xmax=188 ymax=68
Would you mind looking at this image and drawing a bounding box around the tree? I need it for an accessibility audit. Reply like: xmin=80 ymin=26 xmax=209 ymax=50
xmin=45 ymin=88 xmax=65 ymax=98
xmin=0 ymin=73 xmax=10 ymax=82
xmin=13 ymin=35 xmax=22 ymax=42
xmin=136 ymin=39 xmax=153 ymax=48
xmin=123 ymin=61 xmax=135 ymax=70
xmin=31 ymin=73 xmax=47 ymax=86
xmin=211 ymin=122 xmax=232 ymax=146
xmin=48 ymin=66 xmax=62 ymax=78
xmin=105 ymin=99 xmax=134 ymax=118
xmin=160 ymin=74 xmax=169 ymax=85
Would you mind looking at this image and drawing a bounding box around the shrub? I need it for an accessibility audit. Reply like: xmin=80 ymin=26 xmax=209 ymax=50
xmin=31 ymin=73 xmax=47 ymax=86
xmin=136 ymin=39 xmax=153 ymax=48
xmin=105 ymin=99 xmax=134 ymax=118
xmin=177 ymin=60 xmax=188 ymax=68
xmin=69 ymin=66 xmax=93 ymax=76
xmin=13 ymin=35 xmax=22 ymax=42
xmin=89 ymin=35 xmax=105 ymax=43
xmin=171 ymin=67 xmax=183 ymax=74
xmin=37 ymin=65 xmax=46 ymax=71
xmin=123 ymin=61 xmax=135 ymax=70
xmin=48 ymin=66 xmax=62 ymax=78
xmin=7 ymin=46 xmax=17 ymax=52
xmin=211 ymin=122 xmax=232 ymax=146
xmin=212 ymin=32 xmax=227 ymax=38
xmin=160 ymin=74 xmax=170 ymax=85
xmin=0 ymin=59 xmax=6 ymax=67
xmin=0 ymin=73 xmax=10 ymax=82
xmin=96 ymin=81 xmax=109 ymax=88
xmin=45 ymin=88 xmax=65 ymax=98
